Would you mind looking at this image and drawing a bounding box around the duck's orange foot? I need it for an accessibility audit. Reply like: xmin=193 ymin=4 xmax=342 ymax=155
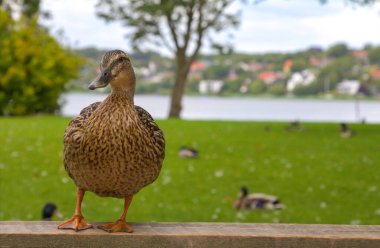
xmin=97 ymin=219 xmax=133 ymax=233
xmin=57 ymin=214 xmax=93 ymax=232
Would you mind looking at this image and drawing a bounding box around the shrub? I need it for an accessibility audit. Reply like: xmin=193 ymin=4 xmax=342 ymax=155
xmin=267 ymin=83 xmax=286 ymax=96
xmin=0 ymin=11 xmax=82 ymax=115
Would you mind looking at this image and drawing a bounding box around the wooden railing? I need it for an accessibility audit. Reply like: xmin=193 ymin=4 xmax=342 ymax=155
xmin=1 ymin=221 xmax=380 ymax=247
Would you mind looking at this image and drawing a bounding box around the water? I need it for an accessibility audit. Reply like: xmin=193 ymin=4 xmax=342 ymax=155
xmin=61 ymin=93 xmax=380 ymax=123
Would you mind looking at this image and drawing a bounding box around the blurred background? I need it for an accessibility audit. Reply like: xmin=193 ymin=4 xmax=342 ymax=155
xmin=1 ymin=0 xmax=380 ymax=225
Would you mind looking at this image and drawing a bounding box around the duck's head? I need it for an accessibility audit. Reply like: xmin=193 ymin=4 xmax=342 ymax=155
xmin=234 ymin=186 xmax=249 ymax=210
xmin=88 ymin=50 xmax=135 ymax=94
xmin=239 ymin=186 xmax=249 ymax=198
xmin=42 ymin=202 xmax=62 ymax=220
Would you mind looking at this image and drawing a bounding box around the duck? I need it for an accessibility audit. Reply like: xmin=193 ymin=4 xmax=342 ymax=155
xmin=340 ymin=123 xmax=354 ymax=138
xmin=178 ymin=146 xmax=199 ymax=158
xmin=234 ymin=186 xmax=283 ymax=210
xmin=42 ymin=203 xmax=62 ymax=220
xmin=58 ymin=50 xmax=165 ymax=233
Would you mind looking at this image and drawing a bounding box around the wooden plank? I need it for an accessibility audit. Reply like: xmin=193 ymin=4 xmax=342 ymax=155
xmin=1 ymin=221 xmax=380 ymax=248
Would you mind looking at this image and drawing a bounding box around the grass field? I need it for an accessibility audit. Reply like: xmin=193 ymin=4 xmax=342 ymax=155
xmin=0 ymin=117 xmax=379 ymax=225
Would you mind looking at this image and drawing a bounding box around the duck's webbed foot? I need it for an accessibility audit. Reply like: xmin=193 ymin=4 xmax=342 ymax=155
xmin=57 ymin=214 xmax=93 ymax=232
xmin=97 ymin=219 xmax=133 ymax=233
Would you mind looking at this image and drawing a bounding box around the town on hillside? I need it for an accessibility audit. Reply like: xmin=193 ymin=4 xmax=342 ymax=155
xmin=71 ymin=43 xmax=380 ymax=99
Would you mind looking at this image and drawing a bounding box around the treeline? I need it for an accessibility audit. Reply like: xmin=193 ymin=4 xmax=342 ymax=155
xmin=73 ymin=43 xmax=380 ymax=98
xmin=188 ymin=43 xmax=380 ymax=97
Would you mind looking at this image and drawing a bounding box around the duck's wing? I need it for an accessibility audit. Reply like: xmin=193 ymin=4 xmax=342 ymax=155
xmin=63 ymin=102 xmax=101 ymax=178
xmin=135 ymin=105 xmax=165 ymax=155
xmin=64 ymin=102 xmax=101 ymax=144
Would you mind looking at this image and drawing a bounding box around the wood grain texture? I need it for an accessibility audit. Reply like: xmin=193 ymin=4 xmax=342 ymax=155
xmin=1 ymin=222 xmax=380 ymax=248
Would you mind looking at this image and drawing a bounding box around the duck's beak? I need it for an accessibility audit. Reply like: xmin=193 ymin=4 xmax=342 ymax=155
xmin=54 ymin=210 xmax=64 ymax=219
xmin=88 ymin=69 xmax=110 ymax=90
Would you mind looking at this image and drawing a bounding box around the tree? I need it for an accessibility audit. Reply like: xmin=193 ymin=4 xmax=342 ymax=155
xmin=327 ymin=43 xmax=350 ymax=58
xmin=250 ymin=80 xmax=266 ymax=94
xmin=368 ymin=46 xmax=380 ymax=65
xmin=96 ymin=0 xmax=379 ymax=118
xmin=267 ymin=83 xmax=286 ymax=96
xmin=293 ymin=82 xmax=323 ymax=96
xmin=0 ymin=9 xmax=82 ymax=115
xmin=96 ymin=0 xmax=239 ymax=118
xmin=317 ymin=55 xmax=357 ymax=90
xmin=0 ymin=0 xmax=49 ymax=19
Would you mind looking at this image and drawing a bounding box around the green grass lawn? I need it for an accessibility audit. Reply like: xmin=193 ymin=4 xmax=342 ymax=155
xmin=0 ymin=117 xmax=379 ymax=225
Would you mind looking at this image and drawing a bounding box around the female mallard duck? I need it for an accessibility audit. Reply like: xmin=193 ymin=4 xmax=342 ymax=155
xmin=58 ymin=50 xmax=165 ymax=233
xmin=234 ymin=186 xmax=283 ymax=210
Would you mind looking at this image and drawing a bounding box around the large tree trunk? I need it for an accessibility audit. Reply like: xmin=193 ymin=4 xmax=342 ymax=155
xmin=168 ymin=51 xmax=191 ymax=118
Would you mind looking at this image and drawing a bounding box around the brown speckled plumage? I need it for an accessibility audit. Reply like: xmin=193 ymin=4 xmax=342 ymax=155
xmin=63 ymin=51 xmax=165 ymax=198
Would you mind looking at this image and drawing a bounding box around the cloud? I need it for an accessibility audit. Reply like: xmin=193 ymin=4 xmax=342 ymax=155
xmin=42 ymin=0 xmax=130 ymax=50
xmin=232 ymin=1 xmax=380 ymax=53
xmin=302 ymin=4 xmax=380 ymax=48
xmin=41 ymin=0 xmax=380 ymax=54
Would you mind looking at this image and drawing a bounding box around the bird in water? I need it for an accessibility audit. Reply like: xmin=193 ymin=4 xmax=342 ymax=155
xmin=58 ymin=50 xmax=165 ymax=233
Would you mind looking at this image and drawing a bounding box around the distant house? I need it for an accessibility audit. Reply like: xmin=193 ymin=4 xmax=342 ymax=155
xmin=238 ymin=61 xmax=263 ymax=72
xmin=190 ymin=61 xmax=208 ymax=73
xmin=199 ymin=80 xmax=224 ymax=94
xmin=370 ymin=67 xmax=380 ymax=79
xmin=283 ymin=59 xmax=293 ymax=75
xmin=336 ymin=80 xmax=362 ymax=96
xmin=309 ymin=56 xmax=332 ymax=68
xmin=352 ymin=50 xmax=368 ymax=61
xmin=286 ymin=70 xmax=316 ymax=92
xmin=257 ymin=71 xmax=283 ymax=84
xmin=227 ymin=69 xmax=238 ymax=81
xmin=239 ymin=79 xmax=251 ymax=94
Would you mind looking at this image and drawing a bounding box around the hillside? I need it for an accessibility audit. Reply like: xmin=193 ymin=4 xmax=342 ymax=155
xmin=70 ymin=44 xmax=380 ymax=98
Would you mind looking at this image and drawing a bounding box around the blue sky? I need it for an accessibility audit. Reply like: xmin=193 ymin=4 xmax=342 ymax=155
xmin=42 ymin=0 xmax=380 ymax=54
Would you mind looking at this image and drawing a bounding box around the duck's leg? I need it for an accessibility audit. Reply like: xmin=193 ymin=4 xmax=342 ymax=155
xmin=57 ymin=188 xmax=93 ymax=231
xmin=97 ymin=195 xmax=134 ymax=233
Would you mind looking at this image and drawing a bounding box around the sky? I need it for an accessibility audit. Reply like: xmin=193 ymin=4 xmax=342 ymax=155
xmin=41 ymin=0 xmax=380 ymax=54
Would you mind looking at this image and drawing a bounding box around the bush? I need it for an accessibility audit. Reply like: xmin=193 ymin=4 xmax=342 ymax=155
xmin=0 ymin=11 xmax=82 ymax=115
xmin=293 ymin=82 xmax=323 ymax=96
xmin=220 ymin=80 xmax=241 ymax=95
xmin=267 ymin=83 xmax=286 ymax=96
xmin=250 ymin=80 xmax=266 ymax=94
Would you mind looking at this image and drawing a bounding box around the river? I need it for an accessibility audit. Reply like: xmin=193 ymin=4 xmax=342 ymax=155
xmin=61 ymin=93 xmax=380 ymax=123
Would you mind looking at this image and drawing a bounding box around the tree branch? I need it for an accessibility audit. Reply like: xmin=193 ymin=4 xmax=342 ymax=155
xmin=189 ymin=0 xmax=206 ymax=63
xmin=154 ymin=21 xmax=175 ymax=53
xmin=183 ymin=1 xmax=195 ymax=52
xmin=203 ymin=0 xmax=230 ymax=31
xmin=165 ymin=11 xmax=180 ymax=51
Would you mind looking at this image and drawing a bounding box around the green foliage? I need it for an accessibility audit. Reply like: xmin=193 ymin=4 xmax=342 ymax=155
xmin=96 ymin=0 xmax=240 ymax=117
xmin=326 ymin=43 xmax=350 ymax=58
xmin=267 ymin=83 xmax=286 ymax=96
xmin=250 ymin=80 xmax=266 ymax=94
xmin=220 ymin=80 xmax=241 ymax=95
xmin=368 ymin=46 xmax=380 ymax=65
xmin=96 ymin=0 xmax=238 ymax=53
xmin=0 ymin=10 xmax=82 ymax=115
xmin=293 ymin=82 xmax=324 ymax=96
xmin=1 ymin=117 xmax=380 ymax=225
xmin=1 ymin=0 xmax=41 ymax=18
xmin=135 ymin=82 xmax=172 ymax=94
xmin=291 ymin=58 xmax=308 ymax=72
xmin=317 ymin=56 xmax=357 ymax=89
xmin=204 ymin=65 xmax=230 ymax=80
xmin=186 ymin=79 xmax=200 ymax=94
